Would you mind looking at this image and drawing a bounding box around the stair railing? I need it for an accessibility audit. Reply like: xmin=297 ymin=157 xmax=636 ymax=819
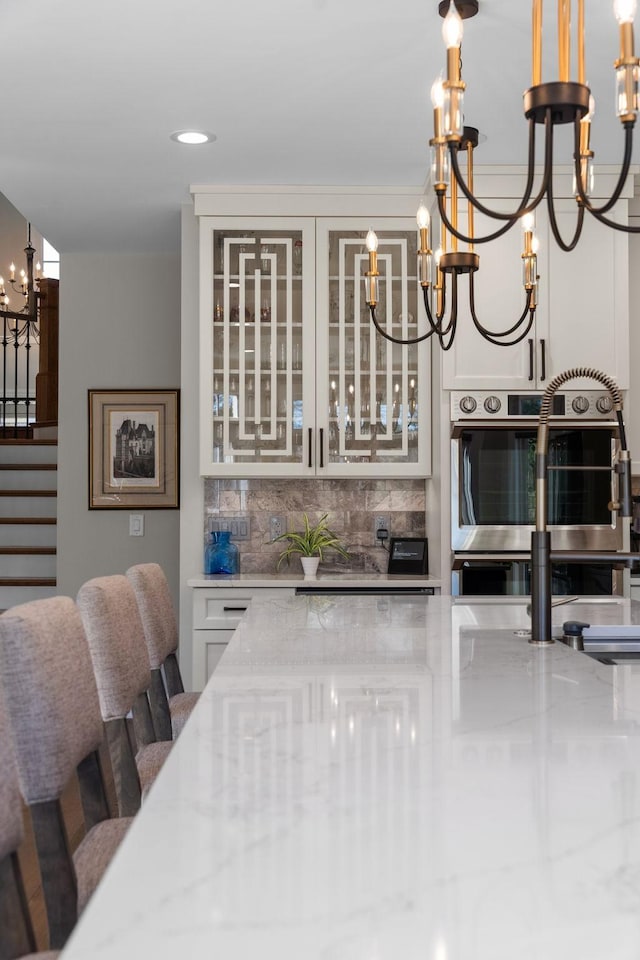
xmin=1 ymin=278 xmax=58 ymax=438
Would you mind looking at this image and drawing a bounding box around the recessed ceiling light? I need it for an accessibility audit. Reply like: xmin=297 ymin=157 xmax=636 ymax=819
xmin=170 ymin=130 xmax=216 ymax=145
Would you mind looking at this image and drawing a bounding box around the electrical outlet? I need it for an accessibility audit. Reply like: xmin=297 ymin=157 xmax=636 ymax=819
xmin=270 ymin=516 xmax=286 ymax=541
xmin=373 ymin=514 xmax=390 ymax=545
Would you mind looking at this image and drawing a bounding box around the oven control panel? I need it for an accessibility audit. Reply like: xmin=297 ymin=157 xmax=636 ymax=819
xmin=450 ymin=391 xmax=620 ymax=420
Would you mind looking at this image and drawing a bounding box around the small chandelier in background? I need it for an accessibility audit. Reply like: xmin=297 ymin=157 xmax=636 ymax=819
xmin=0 ymin=224 xmax=41 ymax=334
xmin=436 ymin=0 xmax=640 ymax=250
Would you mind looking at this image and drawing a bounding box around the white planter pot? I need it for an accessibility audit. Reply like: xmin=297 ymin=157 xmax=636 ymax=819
xmin=300 ymin=556 xmax=320 ymax=578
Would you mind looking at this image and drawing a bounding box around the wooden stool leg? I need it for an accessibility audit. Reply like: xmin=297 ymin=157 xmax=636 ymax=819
xmin=29 ymin=799 xmax=77 ymax=950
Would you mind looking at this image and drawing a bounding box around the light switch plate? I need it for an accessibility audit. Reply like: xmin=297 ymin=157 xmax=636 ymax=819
xmin=129 ymin=514 xmax=144 ymax=537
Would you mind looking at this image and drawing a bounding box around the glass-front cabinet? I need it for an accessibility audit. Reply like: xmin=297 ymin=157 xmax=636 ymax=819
xmin=199 ymin=216 xmax=430 ymax=477
xmin=316 ymin=218 xmax=429 ymax=475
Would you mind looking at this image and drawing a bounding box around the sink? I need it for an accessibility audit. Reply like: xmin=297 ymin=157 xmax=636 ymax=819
xmin=559 ymin=623 xmax=640 ymax=664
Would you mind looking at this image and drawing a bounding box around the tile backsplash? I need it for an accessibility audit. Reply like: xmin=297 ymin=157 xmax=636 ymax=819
xmin=203 ymin=478 xmax=426 ymax=573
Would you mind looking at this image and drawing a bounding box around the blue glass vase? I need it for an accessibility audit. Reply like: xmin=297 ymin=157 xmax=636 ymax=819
xmin=204 ymin=531 xmax=220 ymax=574
xmin=207 ymin=530 xmax=239 ymax=575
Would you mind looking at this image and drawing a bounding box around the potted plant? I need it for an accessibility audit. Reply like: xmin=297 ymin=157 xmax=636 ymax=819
xmin=272 ymin=513 xmax=349 ymax=578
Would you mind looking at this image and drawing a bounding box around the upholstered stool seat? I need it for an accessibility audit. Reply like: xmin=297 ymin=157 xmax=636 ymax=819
xmin=126 ymin=563 xmax=200 ymax=739
xmin=0 ymin=598 xmax=131 ymax=951
xmin=166 ymin=690 xmax=199 ymax=737
xmin=0 ymin=691 xmax=61 ymax=959
xmin=77 ymin=575 xmax=173 ymax=814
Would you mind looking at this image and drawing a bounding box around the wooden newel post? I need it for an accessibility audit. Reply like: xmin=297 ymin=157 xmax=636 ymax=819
xmin=34 ymin=277 xmax=59 ymax=429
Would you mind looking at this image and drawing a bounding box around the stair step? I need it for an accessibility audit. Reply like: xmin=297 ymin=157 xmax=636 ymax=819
xmin=0 ymin=490 xmax=57 ymax=497
xmin=0 ymin=554 xmax=56 ymax=577
xmin=0 ymin=547 xmax=56 ymax=555
xmin=0 ymin=517 xmax=56 ymax=524
xmin=0 ymin=472 xmax=57 ymax=492
xmin=0 ymin=463 xmax=57 ymax=471
xmin=0 ymin=437 xmax=58 ymax=606
xmin=0 ymin=441 xmax=57 ymax=467
xmin=0 ymin=497 xmax=57 ymax=519
xmin=0 ymin=523 xmax=56 ymax=547
xmin=0 ymin=578 xmax=56 ymax=587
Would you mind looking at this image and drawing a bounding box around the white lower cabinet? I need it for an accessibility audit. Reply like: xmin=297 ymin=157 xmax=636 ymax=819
xmin=191 ymin=587 xmax=295 ymax=690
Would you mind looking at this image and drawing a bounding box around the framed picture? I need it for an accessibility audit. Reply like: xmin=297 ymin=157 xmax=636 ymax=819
xmin=89 ymin=389 xmax=179 ymax=509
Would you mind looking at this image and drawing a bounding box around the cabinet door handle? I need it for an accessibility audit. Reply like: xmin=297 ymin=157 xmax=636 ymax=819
xmin=308 ymin=427 xmax=313 ymax=468
xmin=319 ymin=428 xmax=324 ymax=468
xmin=540 ymin=339 xmax=546 ymax=381
xmin=223 ymin=606 xmax=248 ymax=612
xmin=528 ymin=339 xmax=534 ymax=381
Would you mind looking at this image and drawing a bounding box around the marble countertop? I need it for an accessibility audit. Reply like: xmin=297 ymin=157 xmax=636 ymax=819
xmin=188 ymin=571 xmax=443 ymax=589
xmin=62 ymin=595 xmax=640 ymax=959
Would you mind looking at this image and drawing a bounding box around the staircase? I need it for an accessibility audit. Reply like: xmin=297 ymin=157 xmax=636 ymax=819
xmin=0 ymin=438 xmax=57 ymax=610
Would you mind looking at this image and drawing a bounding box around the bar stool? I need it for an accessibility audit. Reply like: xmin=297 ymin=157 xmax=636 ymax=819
xmin=0 ymin=688 xmax=61 ymax=960
xmin=76 ymin=575 xmax=173 ymax=816
xmin=126 ymin=562 xmax=199 ymax=738
xmin=0 ymin=597 xmax=132 ymax=950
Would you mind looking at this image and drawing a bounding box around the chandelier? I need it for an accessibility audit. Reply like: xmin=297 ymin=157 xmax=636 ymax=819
xmin=365 ymin=0 xmax=640 ymax=352
xmin=0 ymin=225 xmax=40 ymax=332
xmin=435 ymin=0 xmax=640 ymax=249
xmin=364 ymin=126 xmax=539 ymax=351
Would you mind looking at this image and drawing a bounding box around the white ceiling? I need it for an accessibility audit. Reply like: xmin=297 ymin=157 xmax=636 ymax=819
xmin=0 ymin=0 xmax=628 ymax=255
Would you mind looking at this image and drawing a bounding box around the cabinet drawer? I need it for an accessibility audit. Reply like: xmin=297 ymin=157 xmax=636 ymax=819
xmin=192 ymin=588 xmax=294 ymax=628
xmin=193 ymin=594 xmax=253 ymax=628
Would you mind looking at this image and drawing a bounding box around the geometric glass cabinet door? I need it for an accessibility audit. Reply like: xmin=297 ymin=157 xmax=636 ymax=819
xmin=316 ymin=218 xmax=431 ymax=477
xmin=199 ymin=217 xmax=316 ymax=476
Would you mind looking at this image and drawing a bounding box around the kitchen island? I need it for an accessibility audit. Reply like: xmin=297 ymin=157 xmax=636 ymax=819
xmin=61 ymin=595 xmax=640 ymax=959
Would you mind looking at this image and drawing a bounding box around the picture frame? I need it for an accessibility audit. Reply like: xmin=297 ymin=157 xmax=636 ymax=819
xmin=88 ymin=389 xmax=179 ymax=509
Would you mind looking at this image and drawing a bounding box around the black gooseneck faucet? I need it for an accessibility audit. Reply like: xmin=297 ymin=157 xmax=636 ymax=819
xmin=530 ymin=368 xmax=634 ymax=645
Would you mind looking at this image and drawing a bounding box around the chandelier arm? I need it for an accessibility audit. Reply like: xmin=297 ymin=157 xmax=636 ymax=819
xmin=469 ymin=277 xmax=537 ymax=345
xmin=546 ymin=188 xmax=585 ymax=251
xmin=574 ymin=121 xmax=634 ymax=216
xmin=542 ymin=117 xmax=586 ymax=251
xmin=584 ymin=204 xmax=640 ymax=233
xmin=437 ymin=273 xmax=458 ymax=351
xmin=421 ymin=285 xmax=451 ymax=337
xmin=368 ymin=305 xmax=435 ymax=345
xmin=436 ymin=194 xmax=520 ymax=244
xmin=446 ymin=118 xmax=538 ymax=222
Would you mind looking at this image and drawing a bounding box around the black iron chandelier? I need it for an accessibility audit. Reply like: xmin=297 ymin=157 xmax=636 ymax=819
xmin=365 ymin=0 xmax=640 ymax=351
xmin=0 ymin=225 xmax=40 ymax=329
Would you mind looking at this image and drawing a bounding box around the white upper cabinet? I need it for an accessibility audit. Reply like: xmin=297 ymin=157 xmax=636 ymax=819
xmin=315 ymin=218 xmax=430 ymax=477
xmin=539 ymin=200 xmax=629 ymax=390
xmin=198 ymin=211 xmax=431 ymax=478
xmin=441 ymin=200 xmax=550 ymax=390
xmin=441 ymin=192 xmax=630 ymax=391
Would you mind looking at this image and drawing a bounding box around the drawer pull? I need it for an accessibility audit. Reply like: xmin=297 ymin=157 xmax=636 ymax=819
xmin=223 ymin=605 xmax=248 ymax=612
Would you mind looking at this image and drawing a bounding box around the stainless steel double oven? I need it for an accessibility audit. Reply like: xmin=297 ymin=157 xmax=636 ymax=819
xmin=450 ymin=390 xmax=625 ymax=596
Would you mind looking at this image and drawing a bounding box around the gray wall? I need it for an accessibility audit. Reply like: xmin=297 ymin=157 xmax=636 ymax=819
xmin=57 ymin=252 xmax=181 ymax=603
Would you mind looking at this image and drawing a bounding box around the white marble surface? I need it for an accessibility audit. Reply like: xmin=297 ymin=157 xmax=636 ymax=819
xmin=62 ymin=595 xmax=640 ymax=959
xmin=188 ymin=571 xmax=442 ymax=589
